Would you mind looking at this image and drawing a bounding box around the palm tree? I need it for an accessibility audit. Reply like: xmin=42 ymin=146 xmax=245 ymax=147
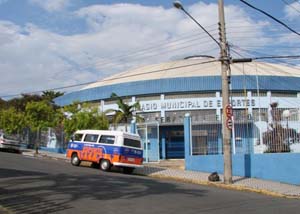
xmin=42 ymin=90 xmax=64 ymax=102
xmin=110 ymin=93 xmax=142 ymax=132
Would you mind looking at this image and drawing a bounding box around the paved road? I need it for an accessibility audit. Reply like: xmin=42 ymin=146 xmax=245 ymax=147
xmin=0 ymin=152 xmax=300 ymax=214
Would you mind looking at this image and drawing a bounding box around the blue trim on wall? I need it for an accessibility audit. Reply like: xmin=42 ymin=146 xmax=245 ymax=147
xmin=55 ymin=75 xmax=300 ymax=106
xmin=185 ymin=153 xmax=300 ymax=185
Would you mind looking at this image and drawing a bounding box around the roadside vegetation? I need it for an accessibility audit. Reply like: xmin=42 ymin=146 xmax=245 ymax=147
xmin=109 ymin=92 xmax=142 ymax=132
xmin=0 ymin=92 xmax=138 ymax=153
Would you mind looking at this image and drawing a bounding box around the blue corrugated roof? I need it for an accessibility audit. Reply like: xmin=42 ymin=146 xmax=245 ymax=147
xmin=54 ymin=75 xmax=300 ymax=106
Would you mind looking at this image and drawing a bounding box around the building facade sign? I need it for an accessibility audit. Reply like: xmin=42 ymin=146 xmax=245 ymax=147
xmin=140 ymin=97 xmax=257 ymax=112
xmin=102 ymin=95 xmax=300 ymax=114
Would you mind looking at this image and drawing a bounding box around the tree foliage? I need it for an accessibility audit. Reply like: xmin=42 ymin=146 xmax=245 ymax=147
xmin=0 ymin=91 xmax=110 ymax=148
xmin=0 ymin=91 xmax=63 ymax=112
xmin=25 ymin=101 xmax=58 ymax=131
xmin=7 ymin=94 xmax=43 ymax=112
xmin=24 ymin=100 xmax=61 ymax=154
xmin=110 ymin=92 xmax=142 ymax=131
xmin=0 ymin=107 xmax=25 ymax=134
xmin=62 ymin=102 xmax=109 ymax=140
xmin=41 ymin=91 xmax=64 ymax=107
xmin=0 ymin=98 xmax=6 ymax=110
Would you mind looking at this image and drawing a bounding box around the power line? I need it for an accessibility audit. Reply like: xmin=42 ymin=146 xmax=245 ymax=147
xmin=2 ymin=19 xmax=300 ymax=99
xmin=94 ymin=34 xmax=219 ymax=68
xmin=80 ymin=27 xmax=296 ymax=73
xmin=253 ymin=55 xmax=300 ymax=60
xmin=233 ymin=45 xmax=300 ymax=49
xmin=281 ymin=0 xmax=300 ymax=14
xmin=240 ymin=0 xmax=300 ymax=37
xmin=229 ymin=59 xmax=300 ymax=107
xmin=230 ymin=45 xmax=300 ymax=69
xmin=0 ymin=81 xmax=97 ymax=99
xmin=0 ymin=59 xmax=219 ymax=99
xmin=90 ymin=27 xmax=299 ymax=68
xmin=90 ymin=25 xmax=219 ymax=67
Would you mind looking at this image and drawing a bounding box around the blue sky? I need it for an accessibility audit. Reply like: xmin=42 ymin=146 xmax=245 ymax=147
xmin=0 ymin=0 xmax=299 ymax=98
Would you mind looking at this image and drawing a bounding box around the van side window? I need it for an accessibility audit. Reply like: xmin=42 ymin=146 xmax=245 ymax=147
xmin=84 ymin=134 xmax=99 ymax=143
xmin=99 ymin=135 xmax=115 ymax=144
xmin=124 ymin=138 xmax=141 ymax=148
xmin=74 ymin=134 xmax=83 ymax=141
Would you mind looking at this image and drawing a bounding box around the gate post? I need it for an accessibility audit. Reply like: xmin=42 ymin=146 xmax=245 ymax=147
xmin=184 ymin=113 xmax=192 ymax=158
xmin=161 ymin=133 xmax=166 ymax=160
xmin=130 ymin=120 xmax=136 ymax=134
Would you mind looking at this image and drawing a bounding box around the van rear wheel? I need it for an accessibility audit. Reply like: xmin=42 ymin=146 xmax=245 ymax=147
xmin=71 ymin=153 xmax=81 ymax=166
xmin=100 ymin=159 xmax=111 ymax=171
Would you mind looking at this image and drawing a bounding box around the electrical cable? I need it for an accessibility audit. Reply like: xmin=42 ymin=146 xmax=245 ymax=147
xmin=0 ymin=59 xmax=219 ymax=99
xmin=240 ymin=0 xmax=300 ymax=37
xmin=281 ymin=0 xmax=300 ymax=14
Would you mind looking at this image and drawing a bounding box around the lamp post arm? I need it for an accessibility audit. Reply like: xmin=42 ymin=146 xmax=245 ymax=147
xmin=179 ymin=7 xmax=221 ymax=48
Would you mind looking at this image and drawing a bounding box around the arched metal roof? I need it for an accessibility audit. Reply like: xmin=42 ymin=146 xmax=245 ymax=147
xmin=55 ymin=58 xmax=300 ymax=106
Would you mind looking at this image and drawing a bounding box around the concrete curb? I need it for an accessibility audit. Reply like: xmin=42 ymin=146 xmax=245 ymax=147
xmin=146 ymin=174 xmax=300 ymax=200
xmin=20 ymin=151 xmax=300 ymax=199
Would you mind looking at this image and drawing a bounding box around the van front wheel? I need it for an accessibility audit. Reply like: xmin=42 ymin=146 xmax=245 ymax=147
xmin=100 ymin=159 xmax=111 ymax=171
xmin=71 ymin=153 xmax=81 ymax=166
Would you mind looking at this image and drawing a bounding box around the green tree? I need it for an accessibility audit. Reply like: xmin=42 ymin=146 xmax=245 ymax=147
xmin=110 ymin=93 xmax=142 ymax=132
xmin=25 ymin=101 xmax=59 ymax=154
xmin=42 ymin=90 xmax=64 ymax=104
xmin=8 ymin=94 xmax=43 ymax=112
xmin=0 ymin=107 xmax=25 ymax=135
xmin=0 ymin=98 xmax=7 ymax=110
xmin=2 ymin=91 xmax=63 ymax=112
xmin=62 ymin=102 xmax=109 ymax=140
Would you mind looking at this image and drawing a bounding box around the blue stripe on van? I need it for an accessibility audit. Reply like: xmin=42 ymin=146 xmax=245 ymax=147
xmin=68 ymin=141 xmax=143 ymax=158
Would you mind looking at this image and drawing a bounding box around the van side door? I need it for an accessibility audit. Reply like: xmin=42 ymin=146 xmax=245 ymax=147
xmin=82 ymin=134 xmax=99 ymax=161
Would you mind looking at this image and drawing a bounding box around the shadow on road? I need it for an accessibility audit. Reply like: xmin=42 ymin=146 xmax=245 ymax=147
xmin=0 ymin=167 xmax=208 ymax=213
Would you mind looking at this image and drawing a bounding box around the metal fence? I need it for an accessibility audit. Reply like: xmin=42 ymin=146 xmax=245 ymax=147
xmin=190 ymin=108 xmax=300 ymax=155
xmin=22 ymin=127 xmax=67 ymax=151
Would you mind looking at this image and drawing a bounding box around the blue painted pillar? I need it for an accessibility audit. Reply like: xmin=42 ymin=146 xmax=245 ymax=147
xmin=130 ymin=120 xmax=136 ymax=134
xmin=184 ymin=113 xmax=192 ymax=158
xmin=161 ymin=132 xmax=166 ymax=160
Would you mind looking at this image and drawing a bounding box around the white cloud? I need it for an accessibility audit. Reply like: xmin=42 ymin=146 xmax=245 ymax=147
xmin=284 ymin=2 xmax=300 ymax=20
xmin=29 ymin=0 xmax=70 ymax=12
xmin=0 ymin=21 xmax=97 ymax=97
xmin=75 ymin=2 xmax=270 ymax=64
xmin=0 ymin=2 xmax=293 ymax=98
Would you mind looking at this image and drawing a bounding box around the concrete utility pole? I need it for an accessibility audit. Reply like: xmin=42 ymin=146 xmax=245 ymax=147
xmin=218 ymin=0 xmax=232 ymax=184
xmin=174 ymin=0 xmax=233 ymax=184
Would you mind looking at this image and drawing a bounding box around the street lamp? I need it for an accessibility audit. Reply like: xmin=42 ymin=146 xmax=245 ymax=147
xmin=173 ymin=1 xmax=221 ymax=48
xmin=174 ymin=0 xmax=233 ymax=184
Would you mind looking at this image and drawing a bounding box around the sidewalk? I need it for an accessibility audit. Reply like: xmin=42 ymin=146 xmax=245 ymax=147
xmin=22 ymin=149 xmax=300 ymax=198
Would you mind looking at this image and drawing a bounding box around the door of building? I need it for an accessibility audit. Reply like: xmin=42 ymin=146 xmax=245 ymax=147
xmin=137 ymin=123 xmax=160 ymax=162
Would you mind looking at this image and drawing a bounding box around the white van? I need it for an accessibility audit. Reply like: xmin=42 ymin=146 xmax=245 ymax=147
xmin=66 ymin=130 xmax=143 ymax=174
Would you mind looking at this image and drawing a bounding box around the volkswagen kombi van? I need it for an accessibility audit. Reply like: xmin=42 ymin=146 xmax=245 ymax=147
xmin=66 ymin=130 xmax=143 ymax=174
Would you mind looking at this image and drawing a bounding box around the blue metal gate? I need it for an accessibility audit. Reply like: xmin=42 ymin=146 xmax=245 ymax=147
xmin=137 ymin=123 xmax=160 ymax=162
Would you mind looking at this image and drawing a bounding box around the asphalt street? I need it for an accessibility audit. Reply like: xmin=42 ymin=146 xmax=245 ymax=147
xmin=0 ymin=152 xmax=300 ymax=214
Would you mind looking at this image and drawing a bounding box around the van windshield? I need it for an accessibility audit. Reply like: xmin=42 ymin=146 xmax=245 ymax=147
xmin=74 ymin=134 xmax=83 ymax=141
xmin=124 ymin=138 xmax=141 ymax=148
